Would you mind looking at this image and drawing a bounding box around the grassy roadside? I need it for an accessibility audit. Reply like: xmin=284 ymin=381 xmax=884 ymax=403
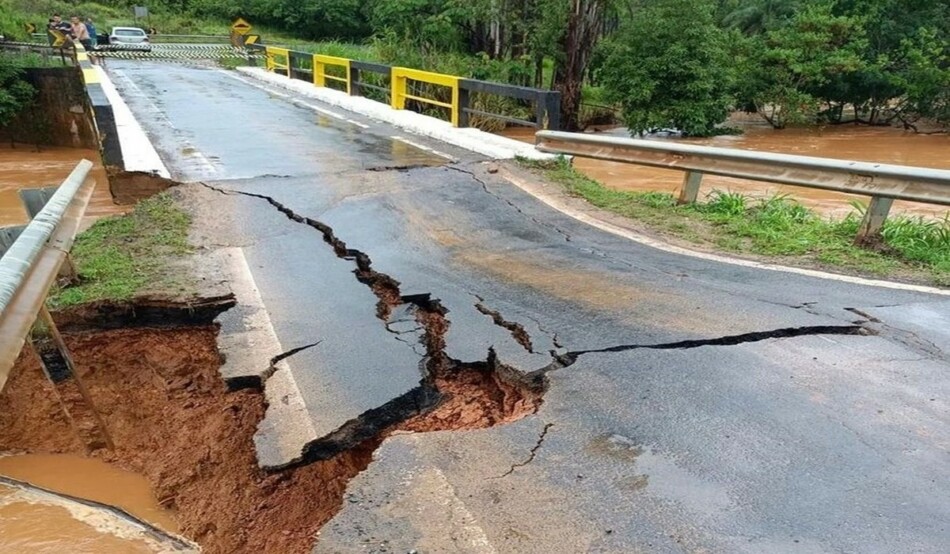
xmin=521 ymin=158 xmax=950 ymax=287
xmin=48 ymin=193 xmax=192 ymax=308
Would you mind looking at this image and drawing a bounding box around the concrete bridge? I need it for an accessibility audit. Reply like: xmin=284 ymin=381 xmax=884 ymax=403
xmin=1 ymin=43 xmax=949 ymax=553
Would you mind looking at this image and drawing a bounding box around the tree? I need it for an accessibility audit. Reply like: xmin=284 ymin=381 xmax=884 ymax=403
xmin=721 ymin=0 xmax=798 ymax=34
xmin=552 ymin=0 xmax=612 ymax=131
xmin=890 ymin=27 xmax=950 ymax=129
xmin=0 ymin=57 xmax=34 ymax=134
xmin=742 ymin=1 xmax=866 ymax=128
xmin=598 ymin=0 xmax=734 ymax=136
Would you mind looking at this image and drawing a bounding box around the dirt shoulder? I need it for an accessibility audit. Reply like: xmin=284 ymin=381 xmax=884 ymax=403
xmin=506 ymin=159 xmax=950 ymax=289
xmin=48 ymin=189 xmax=235 ymax=329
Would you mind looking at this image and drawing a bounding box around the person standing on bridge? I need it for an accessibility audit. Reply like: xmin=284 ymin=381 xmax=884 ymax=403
xmin=70 ymin=16 xmax=91 ymax=51
xmin=84 ymin=17 xmax=97 ymax=50
xmin=50 ymin=14 xmax=71 ymax=33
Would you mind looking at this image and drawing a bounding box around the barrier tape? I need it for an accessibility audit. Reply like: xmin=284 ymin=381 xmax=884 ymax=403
xmin=92 ymin=48 xmax=262 ymax=60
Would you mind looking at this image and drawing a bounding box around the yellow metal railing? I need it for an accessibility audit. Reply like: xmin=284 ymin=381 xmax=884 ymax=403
xmin=390 ymin=68 xmax=460 ymax=127
xmin=265 ymin=47 xmax=290 ymax=77
xmin=313 ymin=54 xmax=351 ymax=94
xmin=256 ymin=46 xmax=553 ymax=129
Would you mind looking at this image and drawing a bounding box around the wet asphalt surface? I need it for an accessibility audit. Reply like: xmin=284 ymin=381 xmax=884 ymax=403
xmin=109 ymin=61 xmax=950 ymax=553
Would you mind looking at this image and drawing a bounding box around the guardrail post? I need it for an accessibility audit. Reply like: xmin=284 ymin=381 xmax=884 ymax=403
xmin=855 ymin=196 xmax=894 ymax=244
xmin=28 ymin=306 xmax=114 ymax=451
xmin=391 ymin=68 xmax=406 ymax=111
xmin=350 ymin=66 xmax=361 ymax=96
xmin=0 ymin=226 xmax=26 ymax=258
xmin=537 ymin=91 xmax=561 ymax=131
xmin=450 ymin=80 xmax=460 ymax=127
xmin=313 ymin=54 xmax=325 ymax=87
xmin=678 ymin=171 xmax=703 ymax=204
xmin=458 ymin=86 xmax=471 ymax=127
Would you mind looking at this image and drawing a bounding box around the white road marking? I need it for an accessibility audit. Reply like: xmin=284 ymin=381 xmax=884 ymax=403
xmin=391 ymin=136 xmax=457 ymax=161
xmin=292 ymin=100 xmax=347 ymax=120
xmin=110 ymin=68 xmax=217 ymax=178
xmin=94 ymin=67 xmax=171 ymax=177
xmin=220 ymin=247 xmax=318 ymax=468
xmin=220 ymin=69 xmax=373 ymax=130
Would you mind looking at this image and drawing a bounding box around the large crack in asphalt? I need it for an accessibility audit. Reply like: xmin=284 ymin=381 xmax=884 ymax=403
xmin=491 ymin=422 xmax=555 ymax=479
xmin=540 ymin=324 xmax=868 ymax=372
xmin=199 ymin=182 xmax=873 ymax=475
xmin=473 ymin=294 xmax=535 ymax=353
xmin=200 ymin=182 xmax=547 ymax=471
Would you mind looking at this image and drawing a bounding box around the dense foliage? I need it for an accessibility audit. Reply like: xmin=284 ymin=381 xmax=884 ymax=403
xmin=598 ymin=0 xmax=735 ymax=136
xmin=0 ymin=56 xmax=35 ymax=130
xmin=600 ymin=0 xmax=948 ymax=134
xmin=3 ymin=0 xmax=947 ymax=134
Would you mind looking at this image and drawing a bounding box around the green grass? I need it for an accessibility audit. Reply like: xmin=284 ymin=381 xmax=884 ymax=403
xmin=288 ymin=40 xmax=379 ymax=60
xmin=49 ymin=193 xmax=193 ymax=307
xmin=0 ymin=50 xmax=67 ymax=68
xmin=523 ymin=158 xmax=950 ymax=287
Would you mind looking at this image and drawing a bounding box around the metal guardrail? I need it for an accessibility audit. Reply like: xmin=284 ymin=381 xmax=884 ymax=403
xmin=0 ymin=160 xmax=95 ymax=387
xmin=253 ymin=44 xmax=561 ymax=130
xmin=149 ymin=34 xmax=231 ymax=43
xmin=535 ymin=131 xmax=950 ymax=240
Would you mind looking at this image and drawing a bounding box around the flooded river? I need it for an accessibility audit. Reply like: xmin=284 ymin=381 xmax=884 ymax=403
xmin=0 ymin=145 xmax=124 ymax=228
xmin=0 ymin=454 xmax=191 ymax=553
xmin=504 ymin=124 xmax=950 ymax=218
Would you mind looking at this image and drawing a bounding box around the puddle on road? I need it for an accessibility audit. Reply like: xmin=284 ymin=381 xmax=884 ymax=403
xmin=504 ymin=124 xmax=950 ymax=219
xmin=0 ymin=454 xmax=186 ymax=553
xmin=0 ymin=145 xmax=124 ymax=227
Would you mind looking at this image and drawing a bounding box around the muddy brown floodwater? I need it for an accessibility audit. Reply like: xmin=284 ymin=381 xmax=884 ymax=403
xmin=0 ymin=454 xmax=185 ymax=553
xmin=0 ymin=145 xmax=123 ymax=227
xmin=503 ymin=122 xmax=950 ymax=218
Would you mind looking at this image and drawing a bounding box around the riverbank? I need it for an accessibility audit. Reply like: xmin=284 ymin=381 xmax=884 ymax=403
xmin=518 ymin=158 xmax=950 ymax=288
xmin=0 ymin=145 xmax=118 ymax=227
xmin=502 ymin=124 xmax=950 ymax=220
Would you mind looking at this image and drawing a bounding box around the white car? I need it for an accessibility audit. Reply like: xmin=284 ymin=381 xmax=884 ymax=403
xmin=108 ymin=27 xmax=151 ymax=51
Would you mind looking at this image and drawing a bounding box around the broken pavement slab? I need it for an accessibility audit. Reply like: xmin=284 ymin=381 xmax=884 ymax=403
xmin=316 ymin=333 xmax=950 ymax=553
xmin=109 ymin=60 xmax=950 ymax=552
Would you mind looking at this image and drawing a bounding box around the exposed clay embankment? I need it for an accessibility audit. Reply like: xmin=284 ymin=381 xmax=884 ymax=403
xmin=0 ymin=305 xmax=543 ymax=553
xmin=0 ymin=325 xmax=371 ymax=553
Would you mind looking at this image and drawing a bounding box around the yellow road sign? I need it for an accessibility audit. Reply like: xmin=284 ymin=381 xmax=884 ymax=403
xmin=231 ymin=18 xmax=252 ymax=35
xmin=244 ymin=34 xmax=260 ymax=45
xmin=48 ymin=29 xmax=67 ymax=48
xmin=25 ymin=23 xmax=36 ymax=34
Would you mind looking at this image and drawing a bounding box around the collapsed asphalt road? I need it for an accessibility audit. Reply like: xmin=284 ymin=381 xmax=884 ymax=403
xmin=110 ymin=60 xmax=950 ymax=553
